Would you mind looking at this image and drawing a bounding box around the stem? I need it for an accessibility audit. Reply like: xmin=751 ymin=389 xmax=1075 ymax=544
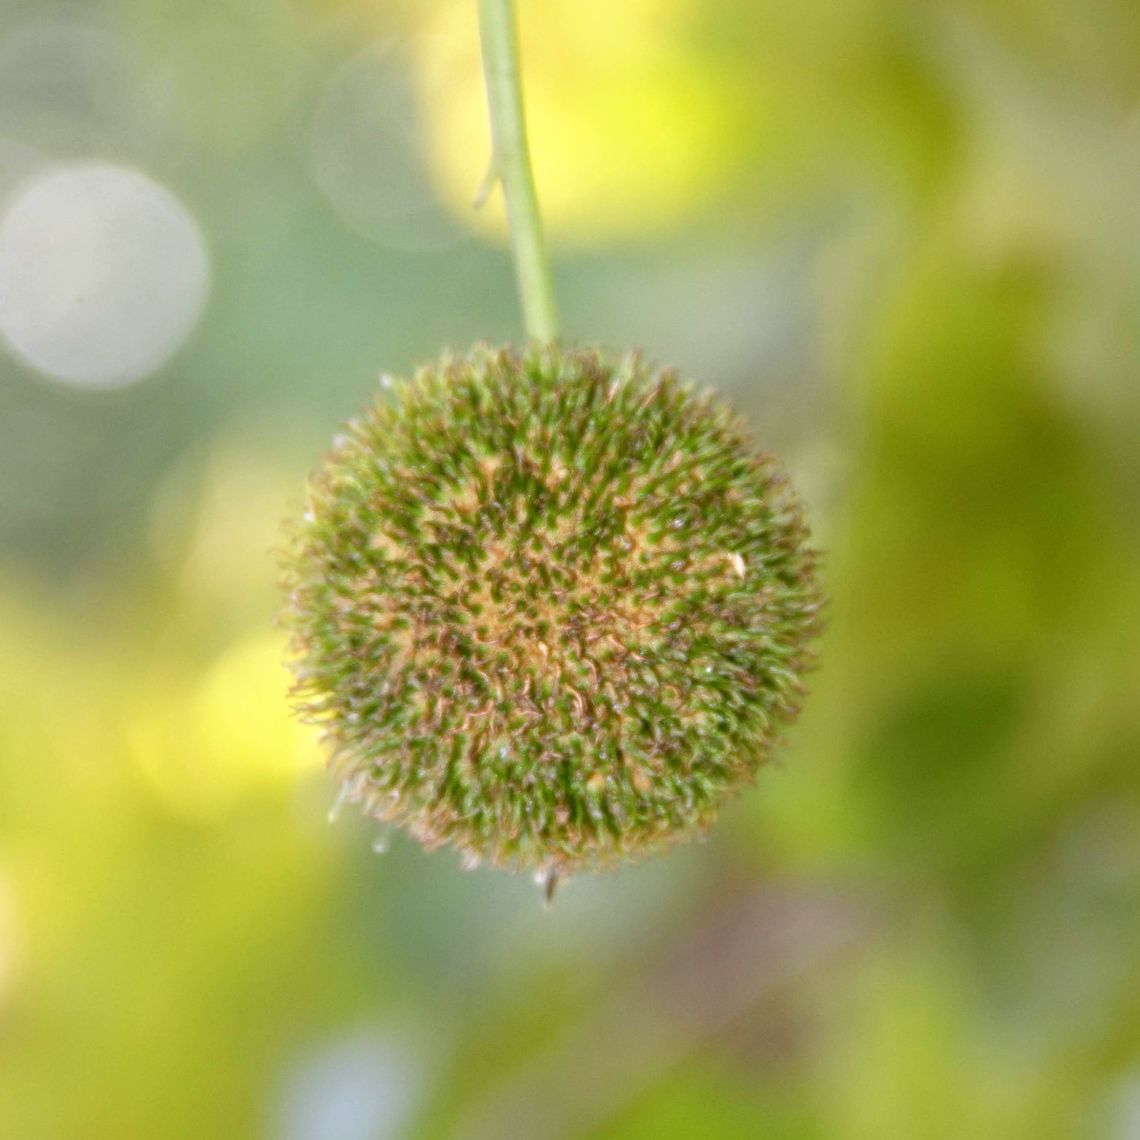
xmin=478 ymin=0 xmax=560 ymax=343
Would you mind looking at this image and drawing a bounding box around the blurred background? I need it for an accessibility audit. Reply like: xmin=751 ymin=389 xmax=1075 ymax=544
xmin=1 ymin=0 xmax=1138 ymax=1136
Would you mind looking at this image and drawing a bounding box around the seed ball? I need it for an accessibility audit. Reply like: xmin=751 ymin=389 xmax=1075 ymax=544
xmin=283 ymin=344 xmax=822 ymax=876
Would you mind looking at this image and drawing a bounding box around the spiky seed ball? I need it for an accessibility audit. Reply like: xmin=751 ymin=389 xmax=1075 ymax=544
xmin=283 ymin=344 xmax=822 ymax=877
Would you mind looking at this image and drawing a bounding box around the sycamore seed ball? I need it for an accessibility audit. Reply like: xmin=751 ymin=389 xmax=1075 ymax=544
xmin=284 ymin=344 xmax=822 ymax=877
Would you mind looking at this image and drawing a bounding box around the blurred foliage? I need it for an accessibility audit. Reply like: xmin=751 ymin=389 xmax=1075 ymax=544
xmin=0 ymin=0 xmax=1138 ymax=1137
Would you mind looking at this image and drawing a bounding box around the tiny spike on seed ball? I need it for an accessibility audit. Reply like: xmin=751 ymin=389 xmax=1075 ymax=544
xmin=283 ymin=344 xmax=822 ymax=879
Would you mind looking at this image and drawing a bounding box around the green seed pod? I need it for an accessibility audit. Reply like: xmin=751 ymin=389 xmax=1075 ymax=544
xmin=283 ymin=344 xmax=822 ymax=882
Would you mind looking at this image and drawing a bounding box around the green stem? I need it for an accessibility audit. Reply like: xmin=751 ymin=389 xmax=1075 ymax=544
xmin=478 ymin=0 xmax=560 ymax=343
